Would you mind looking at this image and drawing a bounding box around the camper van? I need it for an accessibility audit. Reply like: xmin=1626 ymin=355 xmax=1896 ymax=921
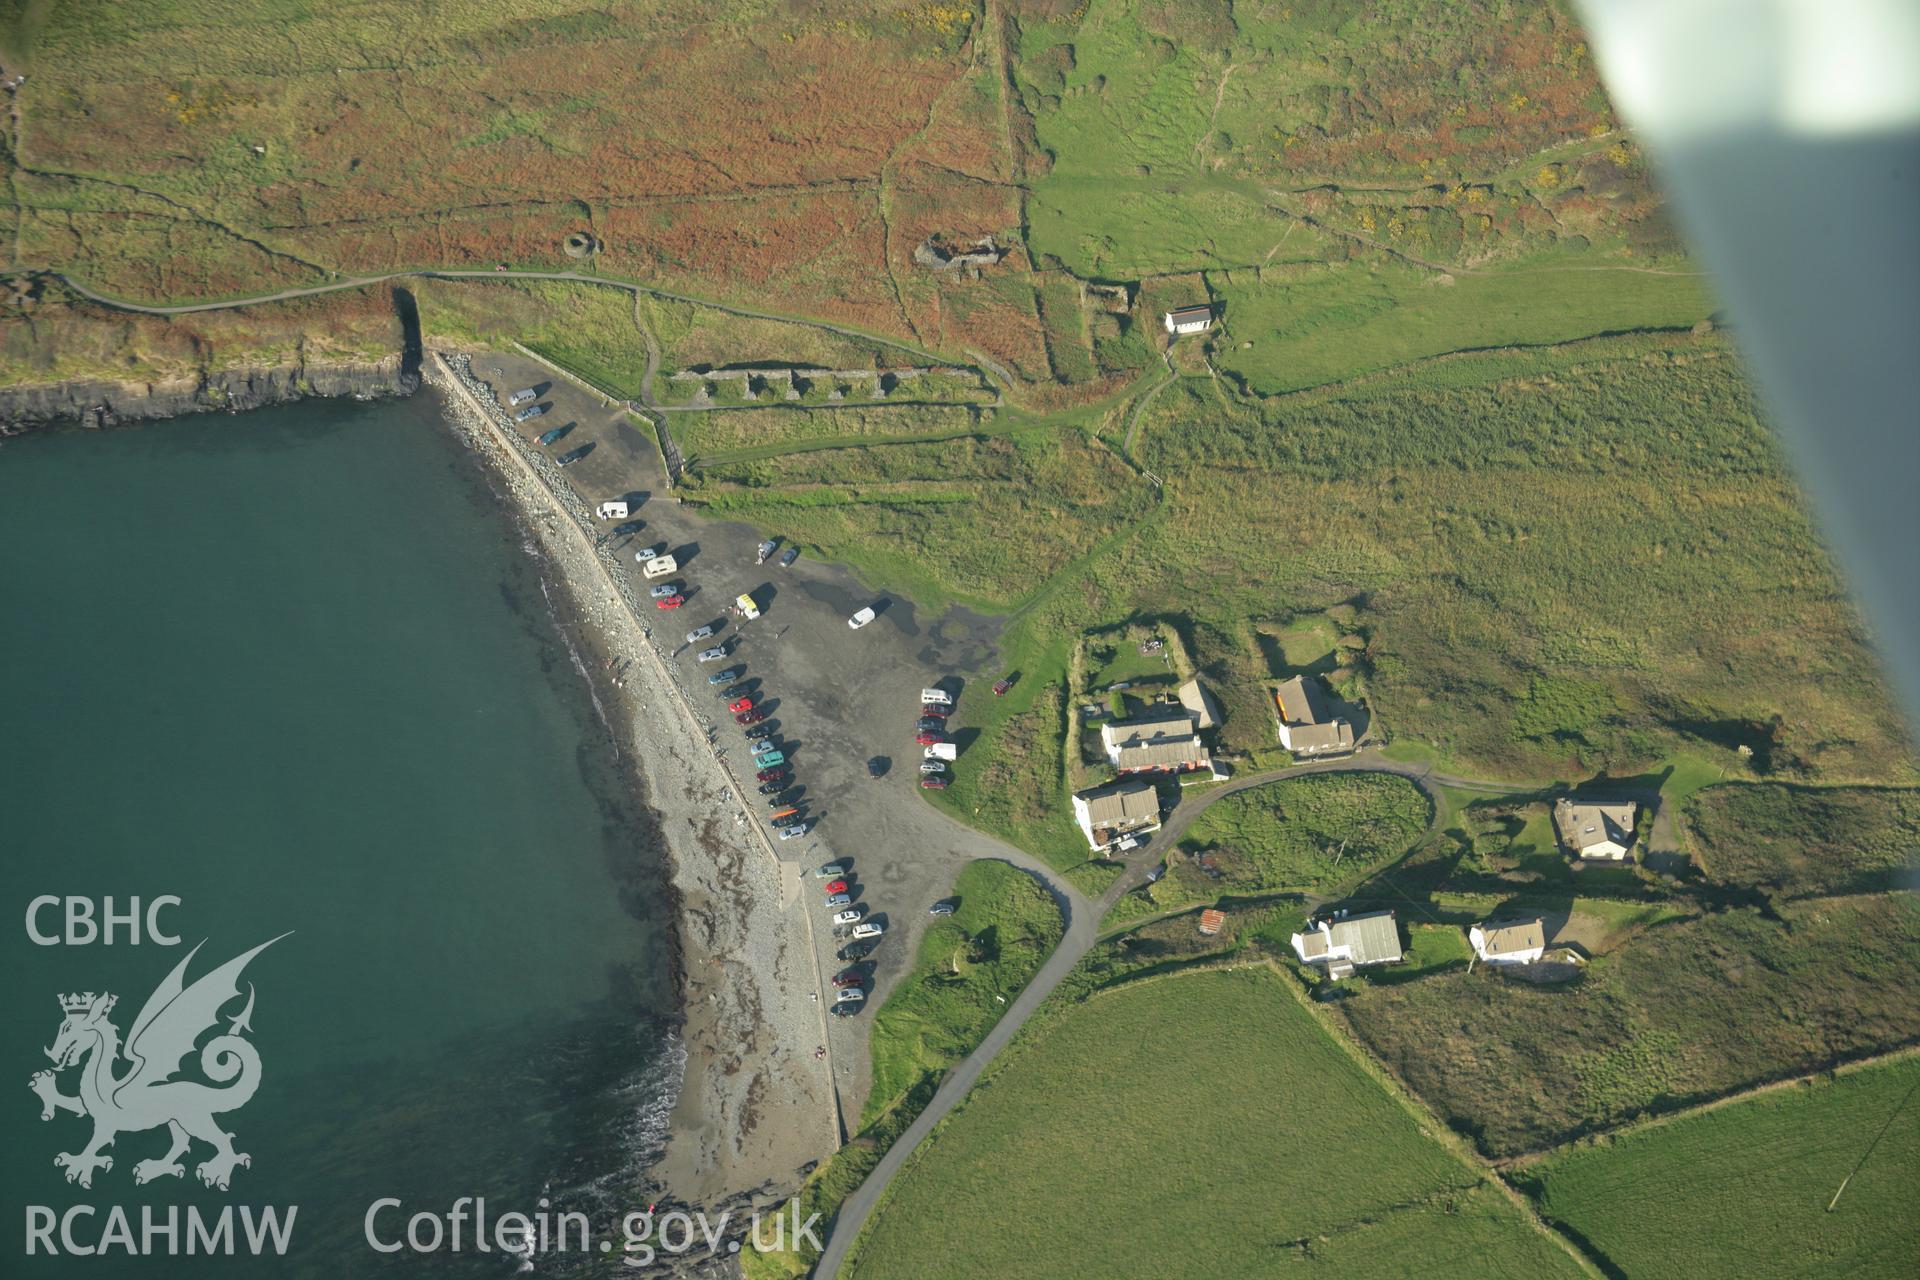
xmin=642 ymin=555 xmax=678 ymax=579
xmin=596 ymin=500 xmax=630 ymax=520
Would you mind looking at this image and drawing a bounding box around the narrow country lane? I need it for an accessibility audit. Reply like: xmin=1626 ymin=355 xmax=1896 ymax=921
xmin=813 ymin=752 xmax=1525 ymax=1278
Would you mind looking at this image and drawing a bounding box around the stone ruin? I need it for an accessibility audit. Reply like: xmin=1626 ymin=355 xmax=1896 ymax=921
xmin=913 ymin=235 xmax=1008 ymax=272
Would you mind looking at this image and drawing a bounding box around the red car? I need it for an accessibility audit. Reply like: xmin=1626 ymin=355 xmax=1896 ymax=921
xmin=823 ymin=880 xmax=849 ymax=895
xmin=728 ymin=696 xmax=754 ymax=713
xmin=920 ymin=777 xmax=949 ymax=789
xmin=655 ymin=595 xmax=685 ymax=610
xmin=992 ymin=677 xmax=1014 ymax=696
xmin=756 ymin=767 xmax=788 ymax=784
xmin=832 ymin=972 xmax=863 ymax=988
xmin=915 ymin=731 xmax=946 ymax=746
xmin=735 ymin=709 xmax=766 ymax=726
xmin=920 ymin=704 xmax=950 ymax=718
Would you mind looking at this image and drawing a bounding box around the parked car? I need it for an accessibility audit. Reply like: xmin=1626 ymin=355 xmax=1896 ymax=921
xmin=928 ymin=900 xmax=957 ymax=917
xmin=823 ymin=894 xmax=851 ymax=909
xmin=708 ymin=667 xmax=743 ymax=686
xmin=685 ymin=624 xmax=716 ymax=643
xmin=832 ymin=907 xmax=864 ymax=925
xmin=920 ymin=704 xmax=951 ymax=719
xmin=633 ymin=545 xmax=665 ymax=563
xmin=770 ymin=806 xmax=801 ymax=823
xmin=557 ymin=443 xmax=594 ymax=466
xmin=778 ymin=823 xmax=809 ymax=840
xmin=848 ymin=606 xmax=876 ymax=630
xmin=914 ymin=732 xmax=946 ymax=747
xmin=921 ymin=777 xmax=949 ymax=790
xmin=536 ymin=423 xmax=570 ymax=446
xmin=697 ymin=646 xmax=729 ymax=663
xmin=920 ymin=688 xmax=953 ymax=706
xmin=728 ymin=696 xmax=755 ymax=713
xmin=779 ymin=547 xmax=799 ymax=567
xmin=721 ymin=682 xmax=751 ymax=700
xmin=752 ymin=751 xmax=784 ymax=770
xmin=766 ymin=790 xmax=800 ymax=808
xmin=757 ymin=781 xmax=787 ymax=796
xmin=833 ymin=971 xmax=863 ymax=988
xmin=835 ymin=988 xmax=865 ymax=1005
xmin=513 ymin=404 xmax=546 ymax=423
xmin=815 ymin=861 xmax=849 ymax=879
xmin=823 ymin=880 xmax=849 ymax=895
xmin=735 ymin=709 xmax=766 ymax=726
xmin=654 ymin=595 xmax=684 ymax=610
xmin=612 ymin=519 xmax=647 ymax=537
xmin=837 ymin=941 xmax=873 ymax=961
xmin=508 ymin=388 xmax=537 ymax=406
xmin=851 ymin=922 xmax=883 ymax=940
xmin=992 ymin=677 xmax=1014 ymax=696
xmin=755 ymin=767 xmax=788 ymax=784
xmin=650 ymin=582 xmax=681 ymax=599
xmin=830 ymin=1002 xmax=860 ymax=1018
xmin=916 ymin=717 xmax=946 ymax=733
xmin=920 ymin=762 xmax=946 ymax=774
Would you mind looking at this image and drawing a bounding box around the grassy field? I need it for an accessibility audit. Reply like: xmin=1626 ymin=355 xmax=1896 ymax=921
xmin=1336 ymin=894 xmax=1920 ymax=1157
xmin=1518 ymin=1054 xmax=1920 ymax=1278
xmin=1208 ymin=257 xmax=1711 ymax=393
xmin=861 ymin=859 xmax=1064 ymax=1126
xmin=1686 ymin=783 xmax=1920 ymax=900
xmin=1172 ymin=772 xmax=1434 ymax=894
xmin=846 ymin=966 xmax=1583 ymax=1279
xmin=673 ymin=404 xmax=989 ymax=458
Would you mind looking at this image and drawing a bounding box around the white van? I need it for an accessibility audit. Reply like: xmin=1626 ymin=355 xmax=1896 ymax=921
xmin=848 ymin=606 xmax=877 ymax=630
xmin=923 ymin=742 xmax=957 ymax=762
xmin=642 ymin=555 xmax=678 ymax=579
xmin=920 ymin=687 xmax=952 ymax=706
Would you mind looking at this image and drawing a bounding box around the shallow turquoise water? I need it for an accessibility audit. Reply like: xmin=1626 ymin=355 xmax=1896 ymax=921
xmin=0 ymin=395 xmax=676 ymax=1276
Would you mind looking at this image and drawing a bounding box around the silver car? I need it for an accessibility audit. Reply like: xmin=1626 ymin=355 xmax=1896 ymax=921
xmin=633 ymin=545 xmax=665 ymax=563
xmin=834 ymin=988 xmax=864 ymax=1004
xmin=697 ymin=646 xmax=728 ymax=663
xmin=686 ymin=625 xmax=715 ymax=644
xmin=823 ymin=894 xmax=852 ymax=909
xmin=649 ymin=582 xmax=680 ymax=599
xmin=832 ymin=906 xmax=864 ymax=925
xmin=920 ymin=761 xmax=946 ymax=774
xmin=780 ymin=823 xmax=809 ymax=840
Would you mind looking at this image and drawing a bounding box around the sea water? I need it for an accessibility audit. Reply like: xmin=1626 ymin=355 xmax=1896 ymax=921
xmin=0 ymin=394 xmax=677 ymax=1276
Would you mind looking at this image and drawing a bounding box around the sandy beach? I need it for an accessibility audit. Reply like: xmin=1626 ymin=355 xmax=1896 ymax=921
xmin=423 ymin=350 xmax=837 ymax=1220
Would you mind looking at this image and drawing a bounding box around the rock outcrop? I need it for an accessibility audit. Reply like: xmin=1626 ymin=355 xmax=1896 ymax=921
xmin=0 ymin=354 xmax=416 ymax=436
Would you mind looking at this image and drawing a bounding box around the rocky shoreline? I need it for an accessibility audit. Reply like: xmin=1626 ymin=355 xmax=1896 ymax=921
xmin=425 ymin=350 xmax=833 ymax=1270
xmin=0 ymin=354 xmax=415 ymax=435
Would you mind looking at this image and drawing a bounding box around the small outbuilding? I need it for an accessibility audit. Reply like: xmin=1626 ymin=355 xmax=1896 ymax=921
xmin=1468 ymin=918 xmax=1547 ymax=965
xmin=1162 ymin=304 xmax=1214 ymax=335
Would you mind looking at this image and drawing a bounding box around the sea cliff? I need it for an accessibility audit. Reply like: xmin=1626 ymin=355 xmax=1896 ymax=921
xmin=0 ymin=354 xmax=415 ymax=435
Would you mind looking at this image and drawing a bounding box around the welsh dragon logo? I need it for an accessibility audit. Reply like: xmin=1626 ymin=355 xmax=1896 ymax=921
xmin=28 ymin=935 xmax=287 ymax=1191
